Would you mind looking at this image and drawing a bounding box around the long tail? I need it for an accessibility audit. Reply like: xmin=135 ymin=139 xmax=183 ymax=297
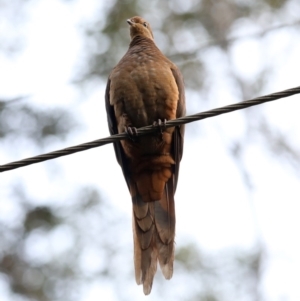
xmin=131 ymin=178 xmax=175 ymax=295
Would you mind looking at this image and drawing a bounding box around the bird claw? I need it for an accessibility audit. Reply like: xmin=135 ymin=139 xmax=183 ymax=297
xmin=153 ymin=119 xmax=167 ymax=139
xmin=125 ymin=126 xmax=138 ymax=142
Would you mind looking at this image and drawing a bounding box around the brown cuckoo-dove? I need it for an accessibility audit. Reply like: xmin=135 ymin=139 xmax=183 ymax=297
xmin=105 ymin=16 xmax=185 ymax=295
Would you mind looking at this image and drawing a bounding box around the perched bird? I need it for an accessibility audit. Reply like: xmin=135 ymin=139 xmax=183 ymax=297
xmin=105 ymin=16 xmax=185 ymax=295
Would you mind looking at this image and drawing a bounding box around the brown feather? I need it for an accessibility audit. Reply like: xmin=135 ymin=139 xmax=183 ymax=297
xmin=105 ymin=16 xmax=185 ymax=295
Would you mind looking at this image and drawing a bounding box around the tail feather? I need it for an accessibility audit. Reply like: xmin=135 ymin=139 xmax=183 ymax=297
xmin=131 ymin=178 xmax=175 ymax=295
xmin=141 ymin=247 xmax=157 ymax=295
xmin=154 ymin=182 xmax=175 ymax=243
xmin=133 ymin=211 xmax=157 ymax=294
xmin=155 ymin=181 xmax=175 ymax=279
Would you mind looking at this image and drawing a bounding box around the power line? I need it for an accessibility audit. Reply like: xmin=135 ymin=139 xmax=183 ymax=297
xmin=1 ymin=85 xmax=299 ymax=173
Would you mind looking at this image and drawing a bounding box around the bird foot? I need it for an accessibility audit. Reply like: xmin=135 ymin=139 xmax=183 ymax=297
xmin=125 ymin=126 xmax=138 ymax=142
xmin=153 ymin=119 xmax=167 ymax=139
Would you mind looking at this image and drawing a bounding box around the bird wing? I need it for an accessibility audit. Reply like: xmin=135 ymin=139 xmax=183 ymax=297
xmin=105 ymin=77 xmax=131 ymax=189
xmin=170 ymin=66 xmax=186 ymax=192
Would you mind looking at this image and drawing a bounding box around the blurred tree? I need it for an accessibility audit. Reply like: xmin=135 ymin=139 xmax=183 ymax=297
xmin=1 ymin=0 xmax=300 ymax=300
xmin=0 ymin=1 xmax=82 ymax=300
xmin=0 ymin=99 xmax=76 ymax=148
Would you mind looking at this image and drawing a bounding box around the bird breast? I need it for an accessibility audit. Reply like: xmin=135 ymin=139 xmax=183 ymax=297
xmin=110 ymin=53 xmax=179 ymax=128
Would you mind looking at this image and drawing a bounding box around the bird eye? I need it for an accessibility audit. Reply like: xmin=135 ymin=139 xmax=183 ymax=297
xmin=143 ymin=22 xmax=147 ymax=27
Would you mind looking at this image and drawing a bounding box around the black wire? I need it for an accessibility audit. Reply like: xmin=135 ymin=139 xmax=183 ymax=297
xmin=1 ymin=85 xmax=299 ymax=173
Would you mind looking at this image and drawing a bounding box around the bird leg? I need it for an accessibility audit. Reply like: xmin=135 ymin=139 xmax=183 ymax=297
xmin=121 ymin=113 xmax=138 ymax=142
xmin=153 ymin=119 xmax=167 ymax=139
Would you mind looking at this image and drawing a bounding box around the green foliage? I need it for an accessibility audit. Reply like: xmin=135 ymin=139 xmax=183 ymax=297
xmin=0 ymin=99 xmax=77 ymax=148
xmin=24 ymin=207 xmax=59 ymax=231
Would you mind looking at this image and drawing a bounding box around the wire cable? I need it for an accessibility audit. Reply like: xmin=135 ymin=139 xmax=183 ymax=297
xmin=1 ymin=85 xmax=299 ymax=173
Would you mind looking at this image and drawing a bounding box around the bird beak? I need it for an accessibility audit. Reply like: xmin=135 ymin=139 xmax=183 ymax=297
xmin=127 ymin=19 xmax=134 ymax=26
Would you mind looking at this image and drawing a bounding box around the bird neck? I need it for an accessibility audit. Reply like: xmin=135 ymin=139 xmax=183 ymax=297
xmin=129 ymin=35 xmax=155 ymax=49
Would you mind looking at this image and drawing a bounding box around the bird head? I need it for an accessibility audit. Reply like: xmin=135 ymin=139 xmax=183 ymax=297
xmin=127 ymin=16 xmax=154 ymax=40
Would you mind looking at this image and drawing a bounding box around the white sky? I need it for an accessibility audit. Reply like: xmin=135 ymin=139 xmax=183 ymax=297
xmin=1 ymin=0 xmax=300 ymax=300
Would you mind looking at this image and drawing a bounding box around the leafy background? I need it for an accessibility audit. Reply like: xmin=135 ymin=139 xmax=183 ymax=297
xmin=1 ymin=0 xmax=300 ymax=300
